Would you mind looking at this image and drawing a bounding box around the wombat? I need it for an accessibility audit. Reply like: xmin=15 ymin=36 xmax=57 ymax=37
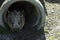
xmin=7 ymin=10 xmax=25 ymax=31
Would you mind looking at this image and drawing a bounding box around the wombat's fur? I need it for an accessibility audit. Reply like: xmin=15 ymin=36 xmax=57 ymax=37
xmin=7 ymin=10 xmax=25 ymax=31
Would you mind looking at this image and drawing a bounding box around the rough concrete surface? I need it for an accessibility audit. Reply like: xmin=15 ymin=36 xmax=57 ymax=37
xmin=44 ymin=1 xmax=60 ymax=40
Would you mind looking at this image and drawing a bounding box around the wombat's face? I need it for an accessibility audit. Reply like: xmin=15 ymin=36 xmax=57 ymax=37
xmin=7 ymin=10 xmax=25 ymax=31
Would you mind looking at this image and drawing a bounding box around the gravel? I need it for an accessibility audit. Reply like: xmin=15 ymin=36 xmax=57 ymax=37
xmin=44 ymin=1 xmax=60 ymax=40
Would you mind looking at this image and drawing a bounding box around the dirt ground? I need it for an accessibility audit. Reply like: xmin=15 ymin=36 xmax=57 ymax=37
xmin=44 ymin=1 xmax=60 ymax=40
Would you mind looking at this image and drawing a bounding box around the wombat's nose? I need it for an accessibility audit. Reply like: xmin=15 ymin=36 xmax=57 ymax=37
xmin=13 ymin=24 xmax=20 ymax=29
xmin=12 ymin=24 xmax=24 ymax=32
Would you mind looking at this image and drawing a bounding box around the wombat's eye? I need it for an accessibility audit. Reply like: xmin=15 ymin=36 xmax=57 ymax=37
xmin=20 ymin=15 xmax=23 ymax=17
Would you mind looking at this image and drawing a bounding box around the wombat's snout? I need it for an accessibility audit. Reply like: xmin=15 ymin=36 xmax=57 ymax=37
xmin=12 ymin=18 xmax=25 ymax=30
xmin=13 ymin=23 xmax=20 ymax=29
xmin=12 ymin=23 xmax=24 ymax=32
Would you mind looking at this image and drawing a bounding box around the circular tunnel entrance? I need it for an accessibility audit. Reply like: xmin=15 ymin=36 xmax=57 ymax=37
xmin=4 ymin=1 xmax=41 ymax=30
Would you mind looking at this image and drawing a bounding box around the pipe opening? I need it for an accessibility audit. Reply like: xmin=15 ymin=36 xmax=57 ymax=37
xmin=4 ymin=1 xmax=40 ymax=29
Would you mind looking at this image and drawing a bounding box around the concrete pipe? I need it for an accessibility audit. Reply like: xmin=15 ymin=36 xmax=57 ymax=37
xmin=0 ymin=0 xmax=46 ymax=31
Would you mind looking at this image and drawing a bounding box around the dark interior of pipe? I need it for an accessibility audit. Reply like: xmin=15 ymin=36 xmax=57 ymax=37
xmin=6 ymin=1 xmax=39 ymax=28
